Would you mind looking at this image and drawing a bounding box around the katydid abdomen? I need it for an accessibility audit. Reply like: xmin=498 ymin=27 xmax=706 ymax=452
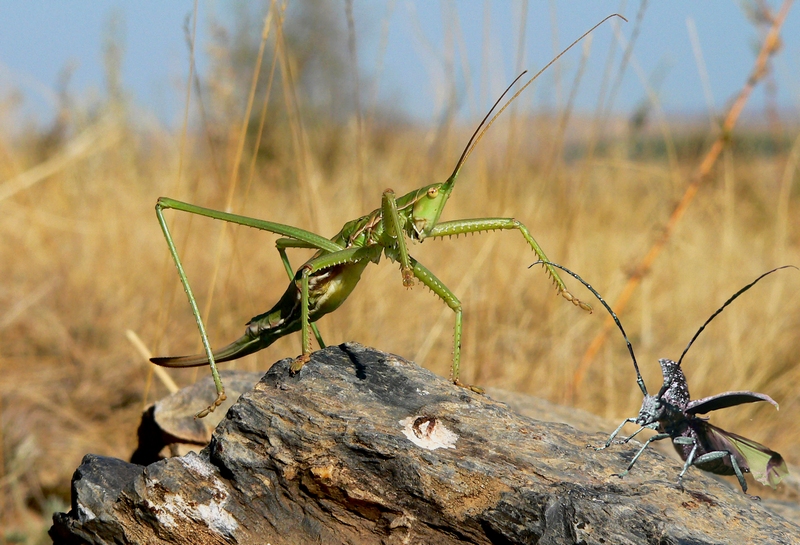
xmin=152 ymin=260 xmax=370 ymax=368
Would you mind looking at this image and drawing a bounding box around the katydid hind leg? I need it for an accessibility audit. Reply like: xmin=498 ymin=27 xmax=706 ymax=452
xmin=153 ymin=200 xmax=345 ymax=416
xmin=285 ymin=244 xmax=384 ymax=374
xmin=290 ymin=264 xmax=313 ymax=374
xmin=155 ymin=202 xmax=227 ymax=418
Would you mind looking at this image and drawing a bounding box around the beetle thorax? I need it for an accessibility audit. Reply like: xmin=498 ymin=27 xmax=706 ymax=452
xmin=635 ymin=358 xmax=692 ymax=427
xmin=657 ymin=358 xmax=691 ymax=409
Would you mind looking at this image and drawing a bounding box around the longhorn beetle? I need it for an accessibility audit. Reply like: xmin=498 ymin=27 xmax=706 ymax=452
xmin=151 ymin=16 xmax=626 ymax=417
xmin=532 ymin=261 xmax=794 ymax=495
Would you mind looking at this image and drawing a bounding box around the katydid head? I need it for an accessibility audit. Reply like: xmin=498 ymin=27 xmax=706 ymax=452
xmin=408 ymin=71 xmax=527 ymax=238
xmin=410 ymin=182 xmax=452 ymax=237
xmin=409 ymin=70 xmax=531 ymax=239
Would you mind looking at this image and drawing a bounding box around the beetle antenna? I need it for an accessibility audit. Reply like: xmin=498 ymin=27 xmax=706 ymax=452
xmin=675 ymin=265 xmax=798 ymax=368
xmin=531 ymin=260 xmax=647 ymax=396
xmin=656 ymin=265 xmax=799 ymax=399
xmin=450 ymin=13 xmax=626 ymax=179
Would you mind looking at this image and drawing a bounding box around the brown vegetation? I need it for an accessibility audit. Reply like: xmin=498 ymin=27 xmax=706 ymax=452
xmin=1 ymin=3 xmax=799 ymax=542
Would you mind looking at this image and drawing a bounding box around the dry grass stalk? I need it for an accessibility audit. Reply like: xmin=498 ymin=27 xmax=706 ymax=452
xmin=570 ymin=0 xmax=794 ymax=401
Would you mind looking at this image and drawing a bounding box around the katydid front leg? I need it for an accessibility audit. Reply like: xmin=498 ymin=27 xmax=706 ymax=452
xmin=381 ymin=189 xmax=414 ymax=287
xmin=427 ymin=218 xmax=592 ymax=311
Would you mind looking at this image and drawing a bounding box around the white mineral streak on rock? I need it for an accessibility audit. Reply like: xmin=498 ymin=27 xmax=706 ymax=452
xmin=154 ymin=508 xmax=177 ymax=529
xmin=76 ymin=502 xmax=96 ymax=522
xmin=148 ymin=454 xmax=238 ymax=537
xmin=180 ymin=452 xmax=214 ymax=478
xmin=400 ymin=416 xmax=458 ymax=450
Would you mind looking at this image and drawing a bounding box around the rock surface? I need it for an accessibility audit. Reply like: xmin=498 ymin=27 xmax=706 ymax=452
xmin=51 ymin=343 xmax=799 ymax=544
xmin=131 ymin=371 xmax=265 ymax=465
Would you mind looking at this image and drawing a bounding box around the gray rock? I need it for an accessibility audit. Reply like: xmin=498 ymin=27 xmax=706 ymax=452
xmin=131 ymin=371 xmax=264 ymax=465
xmin=51 ymin=343 xmax=800 ymax=544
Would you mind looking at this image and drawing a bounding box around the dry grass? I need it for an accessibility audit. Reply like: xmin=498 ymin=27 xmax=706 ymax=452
xmin=1 ymin=5 xmax=799 ymax=541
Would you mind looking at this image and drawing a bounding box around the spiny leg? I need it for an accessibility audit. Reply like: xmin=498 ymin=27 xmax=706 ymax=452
xmin=158 ymin=197 xmax=343 ymax=252
xmin=287 ymin=244 xmax=384 ymax=374
xmin=290 ymin=263 xmax=313 ymax=373
xmin=276 ymin=238 xmax=326 ymax=348
xmin=614 ymin=432 xmax=671 ymax=478
xmin=427 ymin=218 xmax=592 ymax=311
xmin=156 ymin=203 xmax=226 ymax=418
xmin=381 ymin=189 xmax=414 ymax=287
xmin=155 ymin=197 xmax=344 ymax=417
xmin=407 ymin=257 xmax=482 ymax=392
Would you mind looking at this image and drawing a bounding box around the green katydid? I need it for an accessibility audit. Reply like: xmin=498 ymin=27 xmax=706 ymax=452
xmin=152 ymin=16 xmax=622 ymax=417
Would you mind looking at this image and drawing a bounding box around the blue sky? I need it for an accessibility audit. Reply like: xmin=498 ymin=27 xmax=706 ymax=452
xmin=1 ymin=1 xmax=798 ymax=129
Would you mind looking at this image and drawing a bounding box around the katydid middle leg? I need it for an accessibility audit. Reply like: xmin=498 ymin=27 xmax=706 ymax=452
xmin=286 ymin=243 xmax=384 ymax=373
xmin=381 ymin=189 xmax=414 ymax=287
xmin=276 ymin=237 xmax=326 ymax=349
xmin=405 ymin=256 xmax=478 ymax=390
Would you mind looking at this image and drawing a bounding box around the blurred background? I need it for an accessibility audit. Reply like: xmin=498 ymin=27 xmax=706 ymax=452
xmin=1 ymin=1 xmax=799 ymax=541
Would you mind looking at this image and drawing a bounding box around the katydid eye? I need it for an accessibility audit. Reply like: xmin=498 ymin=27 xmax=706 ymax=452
xmin=427 ymin=187 xmax=439 ymax=198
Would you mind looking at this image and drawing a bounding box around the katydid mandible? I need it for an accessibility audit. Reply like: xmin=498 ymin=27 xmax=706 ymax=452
xmin=151 ymin=16 xmax=622 ymax=418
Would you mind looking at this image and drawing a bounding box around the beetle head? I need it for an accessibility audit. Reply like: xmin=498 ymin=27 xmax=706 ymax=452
xmin=635 ymin=393 xmax=665 ymax=426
